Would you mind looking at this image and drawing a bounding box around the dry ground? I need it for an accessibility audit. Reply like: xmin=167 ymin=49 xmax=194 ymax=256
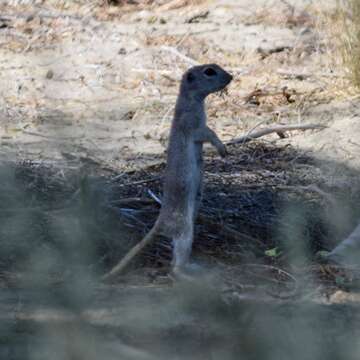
xmin=0 ymin=0 xmax=357 ymax=168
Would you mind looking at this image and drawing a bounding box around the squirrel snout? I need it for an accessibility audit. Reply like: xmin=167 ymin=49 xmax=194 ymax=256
xmin=225 ymin=72 xmax=233 ymax=84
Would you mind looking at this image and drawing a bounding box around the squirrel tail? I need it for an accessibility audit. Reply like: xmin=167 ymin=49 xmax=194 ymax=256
xmin=102 ymin=222 xmax=160 ymax=282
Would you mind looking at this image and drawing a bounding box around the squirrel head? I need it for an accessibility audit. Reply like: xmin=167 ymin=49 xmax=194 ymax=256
xmin=180 ymin=64 xmax=232 ymax=100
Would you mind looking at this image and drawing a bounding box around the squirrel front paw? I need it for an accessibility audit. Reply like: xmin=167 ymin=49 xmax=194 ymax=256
xmin=218 ymin=144 xmax=228 ymax=158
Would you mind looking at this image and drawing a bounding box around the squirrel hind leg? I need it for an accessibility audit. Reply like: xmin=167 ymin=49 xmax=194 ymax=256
xmin=172 ymin=226 xmax=194 ymax=271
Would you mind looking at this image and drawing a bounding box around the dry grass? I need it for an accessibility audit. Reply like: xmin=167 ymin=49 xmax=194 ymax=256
xmin=334 ymin=0 xmax=360 ymax=89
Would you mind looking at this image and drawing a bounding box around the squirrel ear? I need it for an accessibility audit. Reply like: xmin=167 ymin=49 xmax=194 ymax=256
xmin=187 ymin=72 xmax=195 ymax=83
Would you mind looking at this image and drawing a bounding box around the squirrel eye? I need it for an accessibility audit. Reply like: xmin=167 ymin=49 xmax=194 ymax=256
xmin=204 ymin=67 xmax=217 ymax=77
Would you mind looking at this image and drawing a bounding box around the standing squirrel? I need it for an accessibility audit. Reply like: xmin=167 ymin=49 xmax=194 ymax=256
xmin=103 ymin=64 xmax=232 ymax=281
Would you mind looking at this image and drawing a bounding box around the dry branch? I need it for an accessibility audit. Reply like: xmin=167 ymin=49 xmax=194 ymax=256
xmin=160 ymin=45 xmax=200 ymax=66
xmin=226 ymin=123 xmax=326 ymax=146
xmin=198 ymin=214 xmax=264 ymax=248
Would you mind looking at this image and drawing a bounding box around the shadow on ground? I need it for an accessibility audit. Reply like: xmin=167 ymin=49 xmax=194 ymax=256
xmin=1 ymin=142 xmax=360 ymax=360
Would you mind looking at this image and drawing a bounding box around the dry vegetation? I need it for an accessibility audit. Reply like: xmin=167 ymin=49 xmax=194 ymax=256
xmin=334 ymin=0 xmax=360 ymax=88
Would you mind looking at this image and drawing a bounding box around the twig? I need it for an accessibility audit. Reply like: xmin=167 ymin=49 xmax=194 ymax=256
xmin=22 ymin=130 xmax=83 ymax=140
xmin=147 ymin=189 xmax=162 ymax=205
xmin=277 ymin=69 xmax=343 ymax=79
xmin=186 ymin=10 xmax=210 ymax=24
xmin=277 ymin=69 xmax=311 ymax=80
xmin=132 ymin=68 xmax=179 ymax=78
xmin=156 ymin=0 xmax=189 ymax=12
xmin=226 ymin=123 xmax=326 ymax=146
xmin=161 ymin=105 xmax=174 ymax=124
xmin=198 ymin=214 xmax=265 ymax=248
xmin=243 ymin=263 xmax=297 ymax=284
xmin=160 ymin=45 xmax=200 ymax=66
xmin=110 ymin=173 xmax=126 ymax=182
xmin=110 ymin=197 xmax=155 ymax=206
xmin=117 ymin=176 xmax=162 ymax=187
xmin=22 ymin=32 xmax=43 ymax=53
xmin=241 ymin=263 xmax=299 ymax=299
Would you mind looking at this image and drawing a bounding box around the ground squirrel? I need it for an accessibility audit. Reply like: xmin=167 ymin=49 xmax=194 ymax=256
xmin=103 ymin=64 xmax=232 ymax=281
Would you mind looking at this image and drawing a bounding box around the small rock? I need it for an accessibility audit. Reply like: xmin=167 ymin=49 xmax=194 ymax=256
xmin=299 ymin=27 xmax=311 ymax=36
xmin=0 ymin=21 xmax=8 ymax=29
xmin=26 ymin=14 xmax=35 ymax=22
xmin=122 ymin=111 xmax=135 ymax=121
xmin=46 ymin=69 xmax=54 ymax=79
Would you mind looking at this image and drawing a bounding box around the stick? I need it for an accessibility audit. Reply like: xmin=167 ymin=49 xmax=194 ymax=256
xmin=160 ymin=45 xmax=200 ymax=66
xmin=22 ymin=130 xmax=83 ymax=140
xmin=116 ymin=176 xmax=162 ymax=187
xmin=226 ymin=123 xmax=326 ymax=146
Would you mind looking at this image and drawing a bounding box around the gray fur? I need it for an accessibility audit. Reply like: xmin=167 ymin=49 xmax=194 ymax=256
xmin=103 ymin=64 xmax=232 ymax=281
xmin=158 ymin=64 xmax=232 ymax=272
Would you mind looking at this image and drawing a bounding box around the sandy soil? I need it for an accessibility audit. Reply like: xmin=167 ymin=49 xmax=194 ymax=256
xmin=0 ymin=0 xmax=356 ymax=174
